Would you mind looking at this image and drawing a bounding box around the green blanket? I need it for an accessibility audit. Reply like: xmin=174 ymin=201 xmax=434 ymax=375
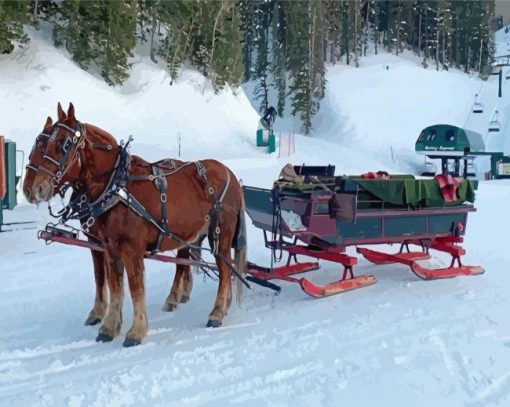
xmin=353 ymin=178 xmax=476 ymax=206
xmin=278 ymin=175 xmax=477 ymax=207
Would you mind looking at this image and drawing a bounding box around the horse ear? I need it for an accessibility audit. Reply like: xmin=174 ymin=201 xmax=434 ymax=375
xmin=67 ymin=103 xmax=75 ymax=122
xmin=44 ymin=116 xmax=53 ymax=128
xmin=57 ymin=102 xmax=66 ymax=122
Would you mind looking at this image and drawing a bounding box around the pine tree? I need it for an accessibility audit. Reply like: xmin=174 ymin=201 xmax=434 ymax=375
xmin=239 ymin=0 xmax=256 ymax=81
xmin=323 ymin=0 xmax=341 ymax=63
xmin=210 ymin=0 xmax=244 ymax=90
xmin=0 ymin=0 xmax=30 ymax=54
xmin=436 ymin=0 xmax=453 ymax=70
xmin=481 ymin=0 xmax=496 ymax=78
xmin=157 ymin=0 xmax=196 ymax=82
xmin=96 ymin=1 xmax=136 ymax=85
xmin=351 ymin=0 xmax=361 ymax=66
xmin=340 ymin=0 xmax=351 ymax=65
xmin=272 ymin=0 xmax=287 ymax=116
xmin=286 ymin=0 xmax=325 ymax=134
xmin=51 ymin=0 xmax=100 ymax=70
xmin=136 ymin=0 xmax=161 ymax=63
xmin=253 ymin=0 xmax=274 ymax=113
xmin=451 ymin=0 xmax=465 ymax=69
xmin=371 ymin=0 xmax=381 ymax=55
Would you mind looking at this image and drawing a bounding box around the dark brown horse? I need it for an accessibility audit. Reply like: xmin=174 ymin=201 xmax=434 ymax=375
xmin=24 ymin=103 xmax=247 ymax=347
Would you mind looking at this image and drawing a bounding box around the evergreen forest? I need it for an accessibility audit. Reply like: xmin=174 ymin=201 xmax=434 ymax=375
xmin=0 ymin=0 xmax=498 ymax=133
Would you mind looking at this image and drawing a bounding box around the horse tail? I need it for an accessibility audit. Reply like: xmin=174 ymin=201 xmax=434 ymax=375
xmin=233 ymin=193 xmax=248 ymax=305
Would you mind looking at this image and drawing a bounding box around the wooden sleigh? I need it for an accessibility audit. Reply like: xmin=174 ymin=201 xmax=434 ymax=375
xmin=242 ymin=166 xmax=484 ymax=298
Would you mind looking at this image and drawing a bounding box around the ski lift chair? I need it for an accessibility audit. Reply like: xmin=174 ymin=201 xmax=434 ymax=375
xmin=420 ymin=160 xmax=437 ymax=177
xmin=506 ymin=71 xmax=510 ymax=81
xmin=488 ymin=110 xmax=501 ymax=133
xmin=472 ymin=93 xmax=483 ymax=114
xmin=466 ymin=161 xmax=477 ymax=178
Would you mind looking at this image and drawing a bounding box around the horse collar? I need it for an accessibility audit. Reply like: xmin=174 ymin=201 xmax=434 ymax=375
xmin=60 ymin=139 xmax=132 ymax=229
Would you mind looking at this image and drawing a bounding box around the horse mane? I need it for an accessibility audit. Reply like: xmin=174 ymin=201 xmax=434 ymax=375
xmin=84 ymin=123 xmax=118 ymax=147
xmin=84 ymin=123 xmax=153 ymax=169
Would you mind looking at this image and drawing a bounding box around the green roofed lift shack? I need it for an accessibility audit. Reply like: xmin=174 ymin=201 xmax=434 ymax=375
xmin=414 ymin=124 xmax=510 ymax=179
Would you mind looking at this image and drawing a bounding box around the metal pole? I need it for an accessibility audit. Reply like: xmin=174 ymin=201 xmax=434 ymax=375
xmin=441 ymin=158 xmax=448 ymax=174
xmin=499 ymin=71 xmax=502 ymax=98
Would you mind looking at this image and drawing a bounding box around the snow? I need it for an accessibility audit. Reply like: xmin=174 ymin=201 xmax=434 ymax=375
xmin=1 ymin=31 xmax=510 ymax=406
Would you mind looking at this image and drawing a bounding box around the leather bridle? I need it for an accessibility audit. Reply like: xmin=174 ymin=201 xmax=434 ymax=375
xmin=26 ymin=121 xmax=85 ymax=188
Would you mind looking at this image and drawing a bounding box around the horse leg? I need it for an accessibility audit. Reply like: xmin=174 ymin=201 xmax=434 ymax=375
xmin=96 ymin=254 xmax=124 ymax=342
xmin=122 ymin=250 xmax=147 ymax=347
xmin=162 ymin=248 xmax=190 ymax=312
xmin=84 ymin=250 xmax=108 ymax=326
xmin=162 ymin=247 xmax=195 ymax=312
xmin=207 ymin=240 xmax=233 ymax=328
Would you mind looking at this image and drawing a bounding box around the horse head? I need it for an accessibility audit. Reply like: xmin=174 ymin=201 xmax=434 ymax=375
xmin=23 ymin=103 xmax=83 ymax=203
xmin=24 ymin=102 xmax=118 ymax=203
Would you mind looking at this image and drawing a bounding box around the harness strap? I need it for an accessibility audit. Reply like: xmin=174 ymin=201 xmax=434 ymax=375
xmin=38 ymin=165 xmax=57 ymax=177
xmin=192 ymin=161 xmax=232 ymax=255
xmin=91 ymin=143 xmax=113 ymax=151
xmin=150 ymin=165 xmax=169 ymax=254
xmin=127 ymin=161 xmax=193 ymax=181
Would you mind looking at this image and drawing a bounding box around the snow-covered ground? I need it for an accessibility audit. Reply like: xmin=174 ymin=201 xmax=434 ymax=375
xmin=1 ymin=32 xmax=510 ymax=406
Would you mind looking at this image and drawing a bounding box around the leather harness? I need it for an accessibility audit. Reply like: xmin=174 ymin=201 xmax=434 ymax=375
xmin=27 ymin=121 xmax=248 ymax=287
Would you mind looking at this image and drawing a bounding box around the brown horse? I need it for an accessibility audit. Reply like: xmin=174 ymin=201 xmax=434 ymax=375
xmin=23 ymin=113 xmax=108 ymax=326
xmin=24 ymin=112 xmax=196 ymax=325
xmin=24 ymin=103 xmax=247 ymax=347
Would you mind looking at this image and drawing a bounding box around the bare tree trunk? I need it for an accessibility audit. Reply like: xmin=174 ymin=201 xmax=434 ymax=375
xmin=418 ymin=12 xmax=422 ymax=56
xmin=464 ymin=33 xmax=469 ymax=72
xmin=203 ymin=0 xmax=227 ymax=94
xmin=396 ymin=25 xmax=400 ymax=56
xmin=364 ymin=0 xmax=370 ymax=56
xmin=396 ymin=5 xmax=401 ymax=56
xmin=33 ymin=0 xmax=39 ymax=21
xmin=354 ymin=0 xmax=359 ymax=67
xmin=478 ymin=38 xmax=483 ymax=74
xmin=150 ymin=21 xmax=156 ymax=63
xmin=436 ymin=26 xmax=440 ymax=70
xmin=442 ymin=31 xmax=446 ymax=69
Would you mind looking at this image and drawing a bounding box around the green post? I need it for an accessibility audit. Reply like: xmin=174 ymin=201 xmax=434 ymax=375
xmin=3 ymin=140 xmax=16 ymax=210
xmin=256 ymin=129 xmax=265 ymax=147
xmin=267 ymin=133 xmax=276 ymax=153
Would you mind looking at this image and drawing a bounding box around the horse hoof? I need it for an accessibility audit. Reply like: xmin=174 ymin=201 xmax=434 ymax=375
xmin=161 ymin=303 xmax=177 ymax=312
xmin=84 ymin=315 xmax=101 ymax=326
xmin=206 ymin=319 xmax=222 ymax=328
xmin=123 ymin=337 xmax=141 ymax=347
xmin=96 ymin=333 xmax=113 ymax=343
xmin=180 ymin=295 xmax=190 ymax=304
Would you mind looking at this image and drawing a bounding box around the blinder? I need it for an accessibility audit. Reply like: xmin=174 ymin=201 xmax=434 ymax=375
xmin=62 ymin=137 xmax=73 ymax=154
